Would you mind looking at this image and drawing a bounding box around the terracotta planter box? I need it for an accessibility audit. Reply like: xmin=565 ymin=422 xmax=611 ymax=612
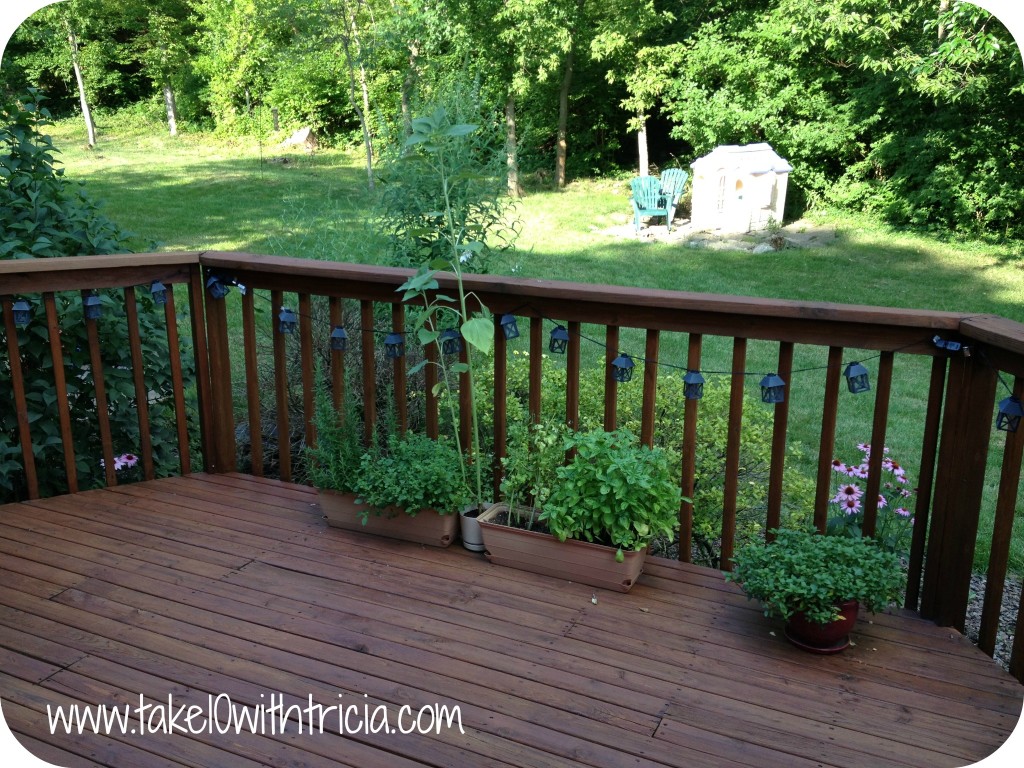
xmin=317 ymin=489 xmax=457 ymax=548
xmin=784 ymin=599 xmax=860 ymax=654
xmin=477 ymin=503 xmax=646 ymax=592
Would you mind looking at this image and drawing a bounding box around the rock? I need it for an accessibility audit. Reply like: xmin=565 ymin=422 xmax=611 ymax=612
xmin=279 ymin=126 xmax=318 ymax=152
xmin=752 ymin=243 xmax=776 ymax=254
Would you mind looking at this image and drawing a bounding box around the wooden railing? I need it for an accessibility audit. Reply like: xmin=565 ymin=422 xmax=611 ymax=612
xmin=3 ymin=252 xmax=1023 ymax=681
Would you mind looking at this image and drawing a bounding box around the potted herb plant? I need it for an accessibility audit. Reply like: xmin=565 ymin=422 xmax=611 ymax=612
xmin=479 ymin=428 xmax=682 ymax=592
xmin=305 ymin=375 xmax=368 ymax=525
xmin=338 ymin=431 xmax=469 ymax=547
xmin=726 ymin=527 xmax=904 ymax=653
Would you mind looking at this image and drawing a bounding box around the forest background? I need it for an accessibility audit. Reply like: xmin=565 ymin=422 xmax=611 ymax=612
xmin=1 ymin=0 xmax=1022 ymax=241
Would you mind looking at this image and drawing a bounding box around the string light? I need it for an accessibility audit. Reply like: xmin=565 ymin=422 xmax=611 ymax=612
xmin=500 ymin=314 xmax=520 ymax=340
xmin=384 ymin=332 xmax=405 ymax=359
xmin=549 ymin=325 xmax=570 ymax=354
xmin=996 ymin=396 xmax=1022 ymax=433
xmin=843 ymin=361 xmax=871 ymax=394
xmin=11 ymin=299 xmax=32 ymax=328
xmin=277 ymin=307 xmax=298 ymax=334
xmin=83 ymin=292 xmax=102 ymax=320
xmin=330 ymin=326 xmax=348 ymax=352
xmin=683 ymin=370 xmax=705 ymax=400
xmin=440 ymin=329 xmax=463 ymax=356
xmin=611 ymin=353 xmax=635 ymax=383
xmin=150 ymin=281 xmax=168 ymax=306
xmin=760 ymin=373 xmax=786 ymax=404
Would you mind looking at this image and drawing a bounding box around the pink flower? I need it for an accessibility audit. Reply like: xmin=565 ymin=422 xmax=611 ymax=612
xmin=831 ymin=459 xmax=847 ymax=474
xmin=899 ymin=488 xmax=913 ymax=498
xmin=832 ymin=483 xmax=863 ymax=505
xmin=850 ymin=464 xmax=869 ymax=479
xmin=857 ymin=442 xmax=871 ymax=453
xmin=841 ymin=497 xmax=861 ymax=516
xmin=877 ymin=494 xmax=888 ymax=508
xmin=121 ymin=453 xmax=139 ymax=468
xmin=895 ymin=507 xmax=911 ymax=518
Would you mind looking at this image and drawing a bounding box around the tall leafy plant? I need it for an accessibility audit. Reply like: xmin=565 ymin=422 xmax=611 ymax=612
xmin=396 ymin=107 xmax=505 ymax=512
xmin=0 ymin=91 xmax=194 ymax=501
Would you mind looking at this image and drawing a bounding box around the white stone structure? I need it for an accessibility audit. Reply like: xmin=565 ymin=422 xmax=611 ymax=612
xmin=690 ymin=143 xmax=792 ymax=234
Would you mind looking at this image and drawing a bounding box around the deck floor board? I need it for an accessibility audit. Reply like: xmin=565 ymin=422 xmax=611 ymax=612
xmin=1 ymin=474 xmax=1021 ymax=767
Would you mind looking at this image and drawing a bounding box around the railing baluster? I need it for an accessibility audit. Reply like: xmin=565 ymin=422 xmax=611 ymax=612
xmin=529 ymin=318 xmax=542 ymax=425
xmin=360 ymin=300 xmax=376 ymax=445
xmin=566 ymin=321 xmax=581 ymax=429
xmin=299 ymin=294 xmax=315 ymax=447
xmin=1 ymin=297 xmax=39 ymax=498
xmin=978 ymin=376 xmax=1024 ymax=655
xmin=188 ymin=266 xmax=215 ymax=472
xmin=640 ymin=329 xmax=659 ymax=448
xmin=241 ymin=287 xmax=263 ymax=476
xmin=862 ymin=351 xmax=894 ymax=538
xmin=329 ymin=297 xmax=345 ymax=413
xmin=604 ymin=325 xmax=619 ymax=432
xmin=679 ymin=333 xmax=702 ymax=563
xmin=84 ymin=290 xmax=117 ymax=487
xmin=493 ymin=318 xmax=508 ymax=500
xmin=43 ymin=292 xmax=77 ymax=493
xmin=904 ymin=356 xmax=946 ymax=610
xmin=272 ymin=289 xmax=291 ymax=481
xmin=766 ymin=342 xmax=795 ymax=541
xmin=424 ymin=317 xmax=438 ymax=439
xmin=721 ymin=337 xmax=747 ymax=570
xmin=813 ymin=346 xmax=844 ymax=531
xmin=392 ymin=303 xmax=408 ymax=437
xmin=921 ymin=353 xmax=998 ymax=630
xmin=202 ymin=274 xmax=236 ymax=473
xmin=123 ymin=287 xmax=155 ymax=480
xmin=163 ymin=284 xmax=190 ymax=475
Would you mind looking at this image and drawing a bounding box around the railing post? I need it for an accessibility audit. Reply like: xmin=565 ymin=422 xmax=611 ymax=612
xmin=919 ymin=352 xmax=997 ymax=630
xmin=202 ymin=269 xmax=237 ymax=473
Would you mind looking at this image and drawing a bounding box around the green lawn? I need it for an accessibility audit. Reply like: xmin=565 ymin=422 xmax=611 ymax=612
xmin=47 ymin=114 xmax=1024 ymax=572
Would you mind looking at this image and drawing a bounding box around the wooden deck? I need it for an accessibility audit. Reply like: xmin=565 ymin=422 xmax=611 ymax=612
xmin=0 ymin=474 xmax=1020 ymax=768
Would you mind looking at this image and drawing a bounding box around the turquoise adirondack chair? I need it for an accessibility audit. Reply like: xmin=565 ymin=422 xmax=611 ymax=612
xmin=630 ymin=176 xmax=671 ymax=235
xmin=631 ymin=170 xmax=690 ymax=234
xmin=659 ymin=168 xmax=689 ymax=226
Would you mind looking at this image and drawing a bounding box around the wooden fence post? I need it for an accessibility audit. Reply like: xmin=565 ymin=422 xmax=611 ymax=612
xmin=919 ymin=352 xmax=997 ymax=630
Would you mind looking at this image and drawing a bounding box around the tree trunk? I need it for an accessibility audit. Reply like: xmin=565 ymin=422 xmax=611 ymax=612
xmin=637 ymin=118 xmax=649 ymax=176
xmin=339 ymin=8 xmax=374 ymax=191
xmin=66 ymin=28 xmax=96 ymax=148
xmin=937 ymin=0 xmax=950 ymax=42
xmin=163 ymin=82 xmax=179 ymax=137
xmin=554 ymin=46 xmax=574 ymax=189
xmin=505 ymin=92 xmax=523 ymax=198
xmin=401 ymin=41 xmax=419 ymax=143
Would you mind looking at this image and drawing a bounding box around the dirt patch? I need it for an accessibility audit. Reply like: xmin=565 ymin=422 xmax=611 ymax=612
xmin=599 ymin=216 xmax=838 ymax=253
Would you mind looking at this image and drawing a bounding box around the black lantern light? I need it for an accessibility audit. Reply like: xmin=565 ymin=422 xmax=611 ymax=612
xmin=611 ymin=353 xmax=635 ymax=383
xmin=996 ymin=396 xmax=1023 ymax=433
xmin=384 ymin=332 xmax=405 ymax=359
xmin=683 ymin=370 xmax=705 ymax=400
xmin=440 ymin=329 xmax=463 ymax=356
xmin=83 ymin=293 xmax=102 ymax=320
xmin=330 ymin=326 xmax=348 ymax=352
xmin=277 ymin=307 xmax=297 ymax=334
xmin=499 ymin=314 xmax=520 ymax=340
xmin=933 ymin=335 xmax=962 ymax=353
xmin=206 ymin=274 xmax=230 ymax=299
xmin=760 ymin=373 xmax=786 ymax=404
xmin=549 ymin=325 xmax=570 ymax=354
xmin=149 ymin=280 xmax=168 ymax=306
xmin=843 ymin=361 xmax=871 ymax=394
xmin=11 ymin=299 xmax=32 ymax=329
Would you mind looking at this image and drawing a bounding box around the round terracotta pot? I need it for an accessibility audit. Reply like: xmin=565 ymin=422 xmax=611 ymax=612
xmin=784 ymin=600 xmax=859 ymax=654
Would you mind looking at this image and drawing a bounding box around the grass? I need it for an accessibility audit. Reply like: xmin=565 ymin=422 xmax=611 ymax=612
xmin=45 ymin=114 xmax=1024 ymax=573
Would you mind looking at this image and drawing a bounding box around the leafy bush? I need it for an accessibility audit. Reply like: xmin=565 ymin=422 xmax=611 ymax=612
xmin=374 ymin=92 xmax=520 ymax=274
xmin=1 ymin=91 xmax=195 ymax=501
xmin=469 ymin=350 xmax=815 ymax=566
xmin=303 ymin=369 xmax=364 ymax=494
xmin=541 ymin=429 xmax=681 ymax=560
xmin=353 ymin=432 xmax=470 ymax=517
xmin=727 ymin=527 xmax=904 ymax=625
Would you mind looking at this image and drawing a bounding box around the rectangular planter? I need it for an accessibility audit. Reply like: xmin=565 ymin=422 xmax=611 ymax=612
xmin=317 ymin=489 xmax=457 ymax=548
xmin=477 ymin=503 xmax=647 ymax=592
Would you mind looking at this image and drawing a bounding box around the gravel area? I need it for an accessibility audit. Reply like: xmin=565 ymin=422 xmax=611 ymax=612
xmin=964 ymin=573 xmax=1021 ymax=672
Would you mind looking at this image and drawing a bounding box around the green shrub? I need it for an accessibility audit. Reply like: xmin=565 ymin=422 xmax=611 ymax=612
xmin=354 ymin=432 xmax=470 ymax=517
xmin=0 ymin=91 xmax=195 ymax=500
